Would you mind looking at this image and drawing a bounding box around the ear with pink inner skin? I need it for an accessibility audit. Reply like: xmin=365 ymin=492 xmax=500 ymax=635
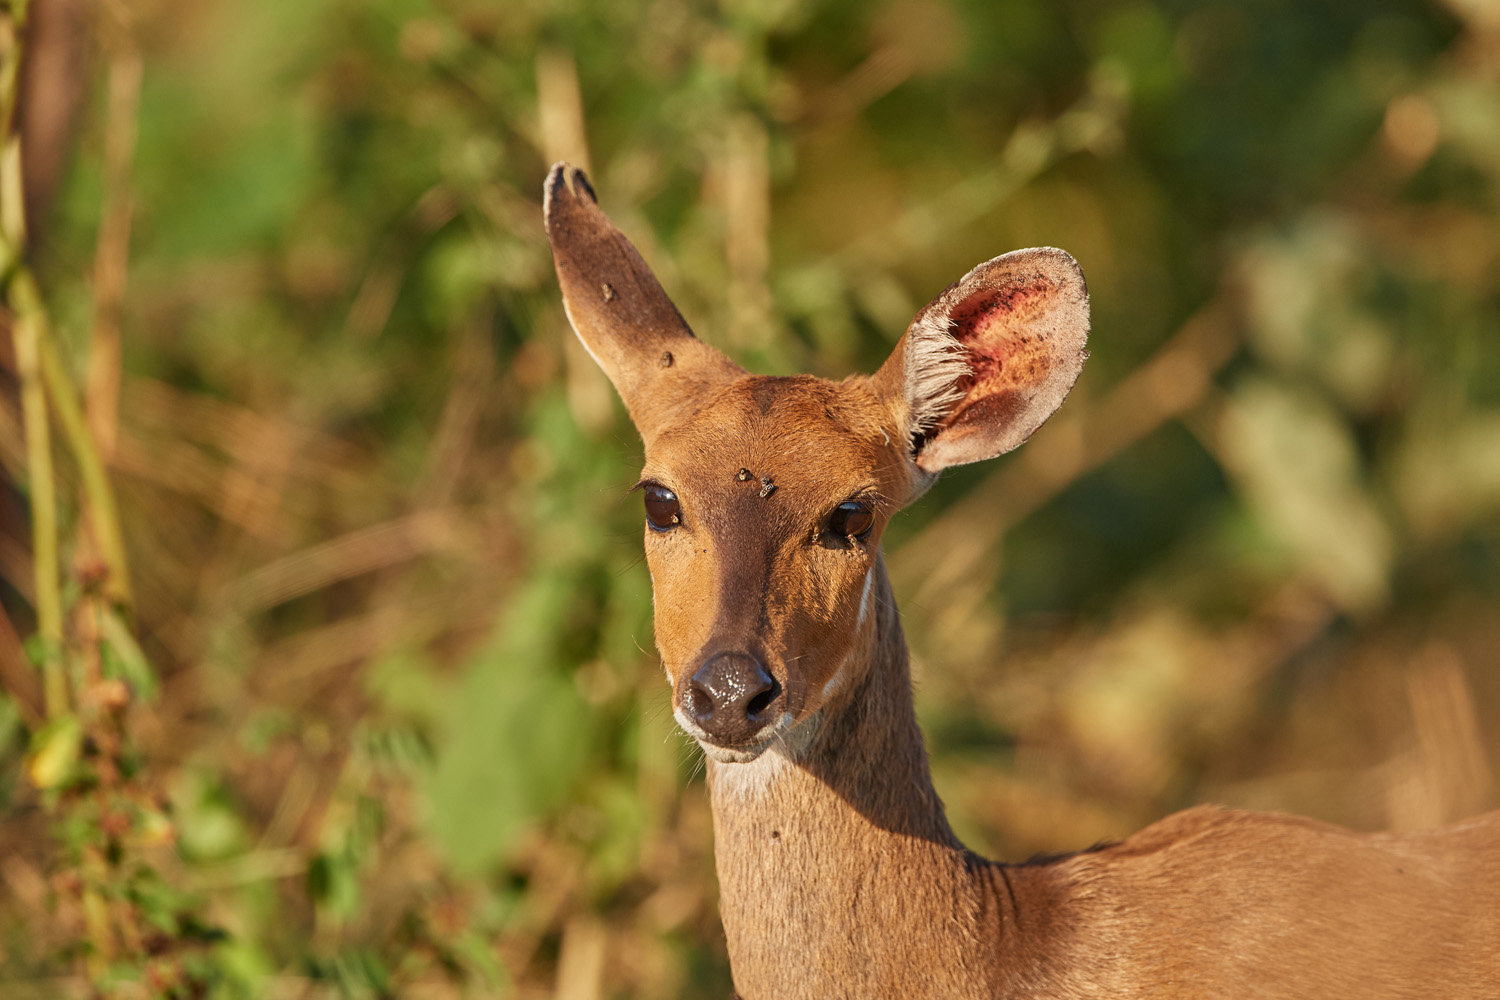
xmin=544 ymin=162 xmax=742 ymax=441
xmin=875 ymin=247 xmax=1090 ymax=473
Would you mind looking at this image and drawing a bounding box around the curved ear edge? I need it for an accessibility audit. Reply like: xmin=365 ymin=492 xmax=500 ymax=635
xmin=879 ymin=247 xmax=1090 ymax=473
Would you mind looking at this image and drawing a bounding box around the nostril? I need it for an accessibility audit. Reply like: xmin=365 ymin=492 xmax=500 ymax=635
xmin=685 ymin=680 xmax=715 ymax=724
xmin=745 ymin=677 xmax=781 ymax=721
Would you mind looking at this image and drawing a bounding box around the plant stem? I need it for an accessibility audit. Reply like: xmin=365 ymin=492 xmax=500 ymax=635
xmin=8 ymin=267 xmax=63 ymax=715
xmin=40 ymin=326 xmax=133 ymax=609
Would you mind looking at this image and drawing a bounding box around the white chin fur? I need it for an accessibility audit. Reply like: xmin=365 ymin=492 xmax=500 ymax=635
xmin=675 ymin=708 xmax=819 ymax=766
xmin=701 ymin=741 xmax=772 ymax=764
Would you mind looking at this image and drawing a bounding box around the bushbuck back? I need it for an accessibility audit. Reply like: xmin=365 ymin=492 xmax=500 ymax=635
xmin=543 ymin=163 xmax=1500 ymax=1000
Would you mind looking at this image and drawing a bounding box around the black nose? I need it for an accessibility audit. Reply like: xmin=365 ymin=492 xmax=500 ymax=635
xmin=684 ymin=652 xmax=781 ymax=744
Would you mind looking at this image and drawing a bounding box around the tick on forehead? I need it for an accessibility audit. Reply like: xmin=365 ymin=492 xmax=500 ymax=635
xmin=726 ymin=467 xmax=777 ymax=496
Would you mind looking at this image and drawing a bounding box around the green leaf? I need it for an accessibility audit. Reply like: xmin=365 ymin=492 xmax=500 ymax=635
xmin=27 ymin=713 xmax=81 ymax=790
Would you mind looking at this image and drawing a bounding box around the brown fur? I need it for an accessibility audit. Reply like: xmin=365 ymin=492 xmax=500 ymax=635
xmin=543 ymin=163 xmax=1500 ymax=1000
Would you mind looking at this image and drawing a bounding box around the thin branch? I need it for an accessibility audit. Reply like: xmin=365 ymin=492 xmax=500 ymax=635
xmin=40 ymin=331 xmax=133 ymax=609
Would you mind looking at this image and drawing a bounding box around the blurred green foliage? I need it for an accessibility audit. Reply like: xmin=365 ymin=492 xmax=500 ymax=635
xmin=1 ymin=0 xmax=1498 ymax=996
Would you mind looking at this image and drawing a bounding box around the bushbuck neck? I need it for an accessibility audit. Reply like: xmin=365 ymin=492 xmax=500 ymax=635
xmin=543 ymin=163 xmax=1500 ymax=999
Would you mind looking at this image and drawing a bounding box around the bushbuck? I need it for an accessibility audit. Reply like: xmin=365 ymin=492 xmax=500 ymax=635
xmin=543 ymin=162 xmax=1499 ymax=1000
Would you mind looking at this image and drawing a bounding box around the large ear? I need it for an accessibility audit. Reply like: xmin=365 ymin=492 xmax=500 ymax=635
xmin=544 ymin=162 xmax=742 ymax=438
xmin=874 ymin=248 xmax=1089 ymax=473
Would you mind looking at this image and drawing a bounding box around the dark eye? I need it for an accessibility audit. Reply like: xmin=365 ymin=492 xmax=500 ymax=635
xmin=829 ymin=501 xmax=874 ymax=541
xmin=643 ymin=484 xmax=682 ymax=531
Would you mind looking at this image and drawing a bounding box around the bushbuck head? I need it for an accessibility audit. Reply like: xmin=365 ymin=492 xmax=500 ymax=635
xmin=544 ymin=163 xmax=1088 ymax=763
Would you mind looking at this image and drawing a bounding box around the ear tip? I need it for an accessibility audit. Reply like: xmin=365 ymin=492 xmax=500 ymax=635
xmin=961 ymin=247 xmax=1089 ymax=308
xmin=1009 ymin=246 xmax=1086 ymax=289
xmin=542 ymin=162 xmax=600 ymax=228
xmin=571 ymin=168 xmax=598 ymax=203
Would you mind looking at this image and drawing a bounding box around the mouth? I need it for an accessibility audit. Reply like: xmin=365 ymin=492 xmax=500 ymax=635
xmin=672 ymin=707 xmax=807 ymax=764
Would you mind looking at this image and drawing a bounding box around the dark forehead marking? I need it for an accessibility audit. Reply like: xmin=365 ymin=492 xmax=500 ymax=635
xmin=743 ymin=374 xmax=836 ymax=416
xmin=749 ymin=377 xmax=780 ymax=414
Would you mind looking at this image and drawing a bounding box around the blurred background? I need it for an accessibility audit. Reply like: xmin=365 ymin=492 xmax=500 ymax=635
xmin=0 ymin=0 xmax=1497 ymax=995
